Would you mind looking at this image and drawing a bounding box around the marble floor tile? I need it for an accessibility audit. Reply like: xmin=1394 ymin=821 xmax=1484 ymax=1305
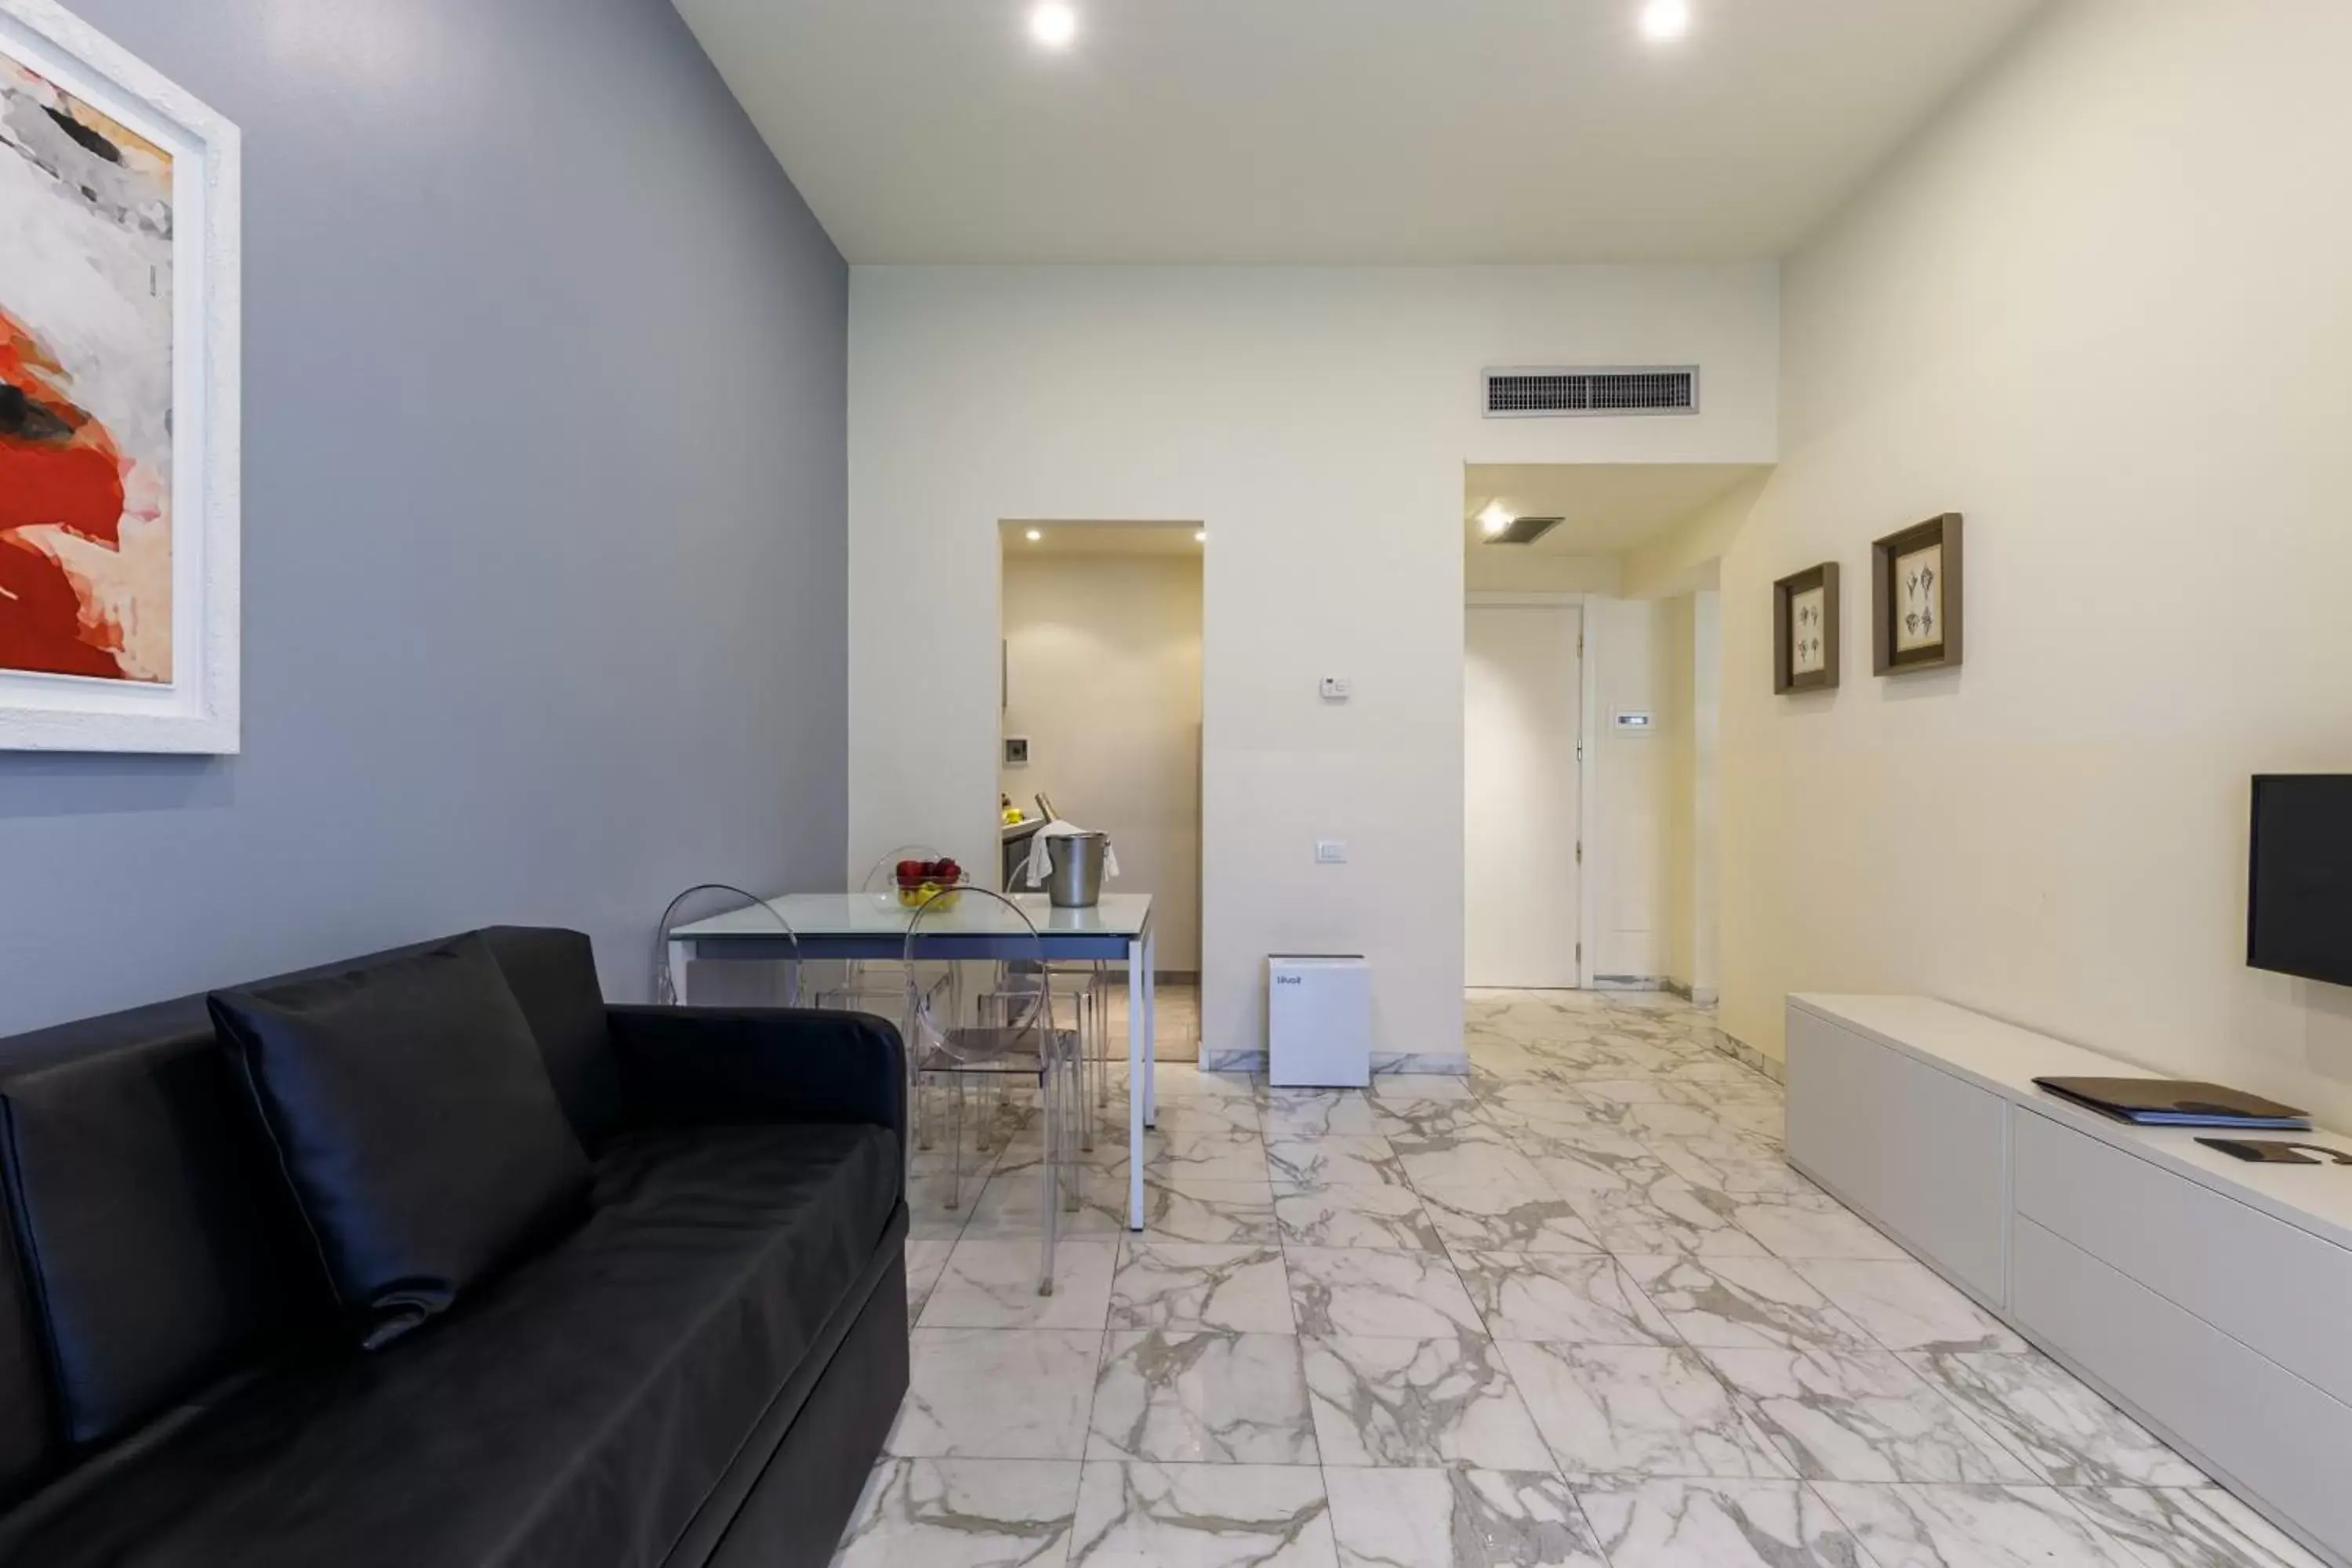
xmin=1068 ymin=1461 xmax=1337 ymax=1568
xmin=1374 ymin=1098 xmax=1497 ymax=1141
xmin=1617 ymin=1254 xmax=1879 ymax=1355
xmin=1668 ymin=1076 xmax=1786 ymax=1109
xmin=1698 ymin=1345 xmax=2040 ymax=1484
xmin=1726 ymin=1192 xmax=1908 ymax=1261
xmin=909 ymin=1173 xmax=985 ymax=1241
xmin=1563 ymin=1173 xmax=1769 ymax=1258
xmin=1650 ymin=1137 xmax=1819 ymax=1196
xmin=1134 ymin=1128 xmax=1272 ymax=1184
xmin=1375 ymin=1073 xmax=1479 ymax=1102
xmin=961 ymin=1171 xmax=1132 ymax=1241
xmin=1138 ymin=1097 xmax=1267 ymax=1138
xmin=1788 ymin=1259 xmax=2027 ymax=1354
xmin=1413 ymin=1178 xmax=1603 ymax=1256
xmin=1266 ymin=1134 xmax=1410 ymax=1189
xmin=1262 ymin=1091 xmax=1388 ymax=1138
xmin=1810 ymin=1481 xmax=2143 ymax=1567
xmin=920 ymin=1240 xmax=1119 ymax=1330
xmin=1302 ymin=1334 xmax=1555 ymax=1470
xmin=1110 ymin=1241 xmax=1296 ymax=1333
xmin=1576 ymin=1479 xmax=1868 ymax=1568
xmin=907 ymin=1240 xmax=957 ymax=1321
xmin=1089 ymin=1330 xmax=1318 ymax=1465
xmin=1453 ymin=1252 xmax=1679 ymax=1345
xmin=1618 ymin=1100 xmax=1755 ymax=1140
xmin=1904 ymin=1351 xmax=2206 ymax=1487
xmin=2065 ymin=1487 xmax=2332 ymax=1568
xmin=1494 ymin=1341 xmax=1793 ymax=1483
xmin=1323 ymin=1468 xmax=1604 ymax=1568
xmin=1396 ymin=1140 xmax=1552 ymax=1190
xmin=894 ymin=1330 xmax=1105 ymax=1460
xmin=1285 ymin=1244 xmax=1487 ymax=1340
xmin=1274 ymin=1184 xmax=1449 ymax=1251
xmin=1124 ymin=1180 xmax=1280 ymax=1244
xmin=833 ymin=1457 xmax=1082 ymax=1568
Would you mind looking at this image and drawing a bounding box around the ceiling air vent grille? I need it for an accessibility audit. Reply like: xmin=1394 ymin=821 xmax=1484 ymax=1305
xmin=1486 ymin=516 xmax=1563 ymax=546
xmin=1483 ymin=366 xmax=1699 ymax=419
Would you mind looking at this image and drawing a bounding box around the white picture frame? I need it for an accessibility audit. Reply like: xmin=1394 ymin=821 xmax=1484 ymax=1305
xmin=1 ymin=0 xmax=239 ymax=753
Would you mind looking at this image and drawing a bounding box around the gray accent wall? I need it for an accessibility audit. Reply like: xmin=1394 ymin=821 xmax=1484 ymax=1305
xmin=0 ymin=0 xmax=848 ymax=1031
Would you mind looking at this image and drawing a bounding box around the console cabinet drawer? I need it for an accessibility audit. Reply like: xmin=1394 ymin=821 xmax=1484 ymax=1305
xmin=1786 ymin=1006 xmax=2007 ymax=1306
xmin=2013 ymin=1107 xmax=2352 ymax=1406
xmin=2013 ymin=1216 xmax=2352 ymax=1563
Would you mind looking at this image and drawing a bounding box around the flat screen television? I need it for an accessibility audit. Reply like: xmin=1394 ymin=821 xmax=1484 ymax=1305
xmin=2249 ymin=775 xmax=2352 ymax=987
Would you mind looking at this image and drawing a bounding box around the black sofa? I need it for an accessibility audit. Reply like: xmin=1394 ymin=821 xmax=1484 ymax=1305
xmin=0 ymin=927 xmax=909 ymax=1568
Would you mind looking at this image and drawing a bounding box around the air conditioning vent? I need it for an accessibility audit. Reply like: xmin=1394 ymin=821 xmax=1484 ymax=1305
xmin=1483 ymin=366 xmax=1699 ymax=418
xmin=1483 ymin=516 xmax=1563 ymax=546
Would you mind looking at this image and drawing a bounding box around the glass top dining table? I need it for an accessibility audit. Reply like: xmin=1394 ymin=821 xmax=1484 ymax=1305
xmin=664 ymin=891 xmax=1162 ymax=1229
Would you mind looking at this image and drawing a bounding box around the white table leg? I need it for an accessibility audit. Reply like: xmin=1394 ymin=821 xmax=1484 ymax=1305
xmin=1142 ymin=926 xmax=1158 ymax=1127
xmin=666 ymin=938 xmax=692 ymax=1006
xmin=1128 ymin=935 xmax=1148 ymax=1231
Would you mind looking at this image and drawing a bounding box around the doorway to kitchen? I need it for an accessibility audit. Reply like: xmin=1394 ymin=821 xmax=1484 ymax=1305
xmin=997 ymin=521 xmax=1204 ymax=1058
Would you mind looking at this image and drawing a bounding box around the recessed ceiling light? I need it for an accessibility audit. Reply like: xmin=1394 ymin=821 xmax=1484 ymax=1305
xmin=1639 ymin=0 xmax=1691 ymax=43
xmin=1194 ymin=530 xmax=1207 ymax=543
xmin=1025 ymin=528 xmax=1044 ymax=542
xmin=1028 ymin=2 xmax=1078 ymax=50
xmin=1478 ymin=503 xmax=1515 ymax=537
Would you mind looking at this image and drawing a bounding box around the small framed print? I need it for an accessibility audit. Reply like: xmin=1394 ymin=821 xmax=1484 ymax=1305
xmin=1773 ymin=562 xmax=1839 ymax=694
xmin=1872 ymin=514 xmax=1964 ymax=675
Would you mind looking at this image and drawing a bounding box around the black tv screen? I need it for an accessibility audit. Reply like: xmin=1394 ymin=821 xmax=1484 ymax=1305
xmin=2249 ymin=775 xmax=2352 ymax=986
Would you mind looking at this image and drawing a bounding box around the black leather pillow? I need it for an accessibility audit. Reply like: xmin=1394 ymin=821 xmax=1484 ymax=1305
xmin=208 ymin=935 xmax=591 ymax=1348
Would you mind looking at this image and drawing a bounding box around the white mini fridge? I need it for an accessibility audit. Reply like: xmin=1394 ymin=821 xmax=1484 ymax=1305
xmin=1267 ymin=954 xmax=1371 ymax=1088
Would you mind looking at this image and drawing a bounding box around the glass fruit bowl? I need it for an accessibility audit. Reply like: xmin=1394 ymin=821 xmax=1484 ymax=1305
xmin=891 ymin=858 xmax=966 ymax=912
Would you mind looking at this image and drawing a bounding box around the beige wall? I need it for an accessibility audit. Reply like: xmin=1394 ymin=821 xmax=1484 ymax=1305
xmin=1720 ymin=0 xmax=2352 ymax=1124
xmin=1001 ymin=550 xmax=1203 ymax=970
xmin=1658 ymin=590 xmax=1722 ymax=999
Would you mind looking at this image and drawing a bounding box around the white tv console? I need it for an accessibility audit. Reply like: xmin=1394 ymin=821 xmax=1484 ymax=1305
xmin=1787 ymin=994 xmax=2352 ymax=1567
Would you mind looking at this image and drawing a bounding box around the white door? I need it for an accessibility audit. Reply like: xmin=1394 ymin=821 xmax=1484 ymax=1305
xmin=1465 ymin=603 xmax=1581 ymax=988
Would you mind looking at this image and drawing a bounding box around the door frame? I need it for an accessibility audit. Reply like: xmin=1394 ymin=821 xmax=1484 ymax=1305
xmin=1465 ymin=591 xmax=1599 ymax=990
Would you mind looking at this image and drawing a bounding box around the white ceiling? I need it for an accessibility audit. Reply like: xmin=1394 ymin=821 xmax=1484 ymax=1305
xmin=673 ymin=0 xmax=2045 ymax=264
xmin=1464 ymin=463 xmax=1769 ymax=555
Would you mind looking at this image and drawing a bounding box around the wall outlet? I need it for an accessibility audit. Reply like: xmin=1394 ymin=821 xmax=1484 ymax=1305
xmin=1318 ymin=676 xmax=1352 ymax=702
xmin=1315 ymin=840 xmax=1348 ymax=864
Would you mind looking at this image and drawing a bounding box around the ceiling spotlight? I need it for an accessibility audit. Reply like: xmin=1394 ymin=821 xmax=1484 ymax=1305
xmin=1639 ymin=0 xmax=1691 ymax=43
xmin=1028 ymin=2 xmax=1078 ymax=50
xmin=1194 ymin=530 xmax=1207 ymax=543
xmin=1478 ymin=503 xmax=1515 ymax=537
xmin=1025 ymin=528 xmax=1044 ymax=542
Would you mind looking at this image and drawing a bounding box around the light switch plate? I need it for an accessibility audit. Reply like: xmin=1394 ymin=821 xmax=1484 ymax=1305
xmin=1315 ymin=840 xmax=1348 ymax=864
xmin=1319 ymin=677 xmax=1352 ymax=702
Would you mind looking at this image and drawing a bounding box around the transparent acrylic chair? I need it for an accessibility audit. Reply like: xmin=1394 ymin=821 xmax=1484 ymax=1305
xmin=651 ymin=884 xmax=800 ymax=1006
xmin=905 ymin=887 xmax=1083 ymax=1294
xmin=817 ymin=845 xmax=956 ymax=1149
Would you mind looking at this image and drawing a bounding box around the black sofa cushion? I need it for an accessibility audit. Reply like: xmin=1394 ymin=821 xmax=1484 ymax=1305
xmin=0 ymin=1005 xmax=328 ymax=1453
xmin=0 ymin=1216 xmax=53 ymax=1505
xmin=477 ymin=927 xmax=625 ymax=1148
xmin=0 ymin=1123 xmax=900 ymax=1568
xmin=209 ymin=936 xmax=591 ymax=1347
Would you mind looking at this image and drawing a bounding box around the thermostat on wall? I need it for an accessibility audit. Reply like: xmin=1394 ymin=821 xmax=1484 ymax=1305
xmin=1610 ymin=710 xmax=1657 ymax=735
xmin=1003 ymin=736 xmax=1031 ymax=767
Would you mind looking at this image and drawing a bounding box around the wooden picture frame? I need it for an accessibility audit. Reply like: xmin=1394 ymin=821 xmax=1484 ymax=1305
xmin=1871 ymin=514 xmax=1963 ymax=675
xmin=1773 ymin=562 xmax=1839 ymax=694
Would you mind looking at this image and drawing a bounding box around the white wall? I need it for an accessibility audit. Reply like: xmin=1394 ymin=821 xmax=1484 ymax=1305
xmin=1720 ymin=0 xmax=2352 ymax=1125
xmin=1587 ymin=597 xmax=1675 ymax=983
xmin=851 ymin=266 xmax=1778 ymax=1067
xmin=1001 ymin=550 xmax=1203 ymax=970
xmin=1660 ymin=590 xmax=1722 ymax=1000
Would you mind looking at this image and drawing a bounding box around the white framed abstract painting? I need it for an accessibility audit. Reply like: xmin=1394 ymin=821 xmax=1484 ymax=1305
xmin=0 ymin=0 xmax=239 ymax=752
